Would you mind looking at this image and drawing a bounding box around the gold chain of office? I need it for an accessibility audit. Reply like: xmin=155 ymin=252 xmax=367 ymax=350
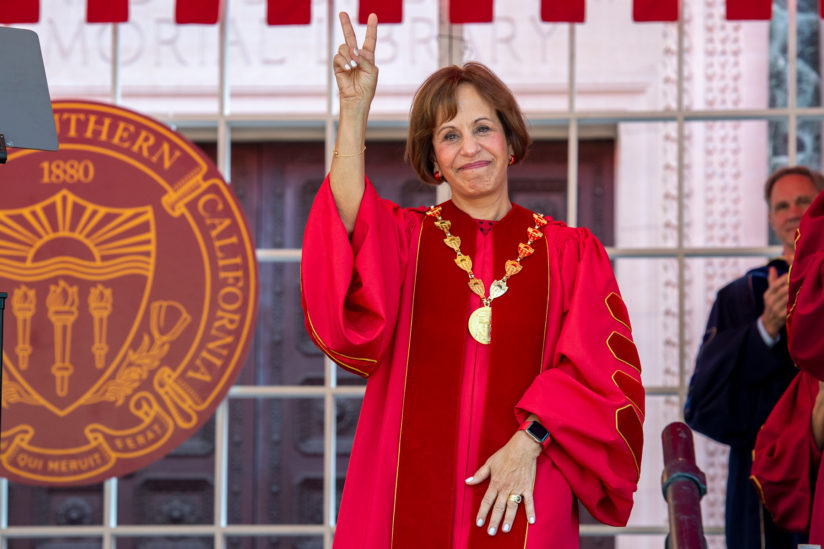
xmin=425 ymin=205 xmax=547 ymax=344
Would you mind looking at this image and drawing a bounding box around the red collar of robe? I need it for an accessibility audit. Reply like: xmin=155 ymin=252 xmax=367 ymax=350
xmin=391 ymin=199 xmax=551 ymax=549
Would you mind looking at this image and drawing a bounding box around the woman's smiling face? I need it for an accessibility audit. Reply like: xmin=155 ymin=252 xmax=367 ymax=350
xmin=432 ymin=83 xmax=512 ymax=207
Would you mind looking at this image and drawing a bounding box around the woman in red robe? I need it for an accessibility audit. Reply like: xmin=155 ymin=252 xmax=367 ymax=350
xmin=751 ymin=187 xmax=824 ymax=544
xmin=301 ymin=12 xmax=645 ymax=548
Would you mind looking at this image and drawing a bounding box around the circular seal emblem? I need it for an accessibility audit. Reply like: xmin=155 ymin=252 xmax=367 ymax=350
xmin=0 ymin=101 xmax=258 ymax=486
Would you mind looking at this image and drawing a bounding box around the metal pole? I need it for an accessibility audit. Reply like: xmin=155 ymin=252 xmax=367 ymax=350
xmin=661 ymin=422 xmax=708 ymax=549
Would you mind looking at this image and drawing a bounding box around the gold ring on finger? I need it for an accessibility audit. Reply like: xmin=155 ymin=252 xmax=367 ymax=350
xmin=508 ymin=494 xmax=522 ymax=504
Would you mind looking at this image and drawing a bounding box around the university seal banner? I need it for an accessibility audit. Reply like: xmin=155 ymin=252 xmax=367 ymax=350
xmin=0 ymin=101 xmax=258 ymax=486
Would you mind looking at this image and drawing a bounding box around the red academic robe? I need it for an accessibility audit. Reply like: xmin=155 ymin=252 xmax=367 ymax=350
xmin=301 ymin=177 xmax=644 ymax=549
xmin=751 ymin=373 xmax=823 ymax=542
xmin=788 ymin=188 xmax=824 ymax=380
xmin=751 ymin=188 xmax=824 ymax=544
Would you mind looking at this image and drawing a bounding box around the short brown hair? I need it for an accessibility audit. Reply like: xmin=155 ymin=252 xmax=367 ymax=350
xmin=405 ymin=62 xmax=532 ymax=185
xmin=764 ymin=165 xmax=824 ymax=203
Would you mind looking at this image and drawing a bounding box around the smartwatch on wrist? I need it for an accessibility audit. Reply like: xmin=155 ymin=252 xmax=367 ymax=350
xmin=519 ymin=419 xmax=550 ymax=449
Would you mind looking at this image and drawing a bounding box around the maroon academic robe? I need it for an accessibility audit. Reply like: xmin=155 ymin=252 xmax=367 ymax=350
xmin=751 ymin=373 xmax=823 ymax=541
xmin=301 ymin=176 xmax=644 ymax=549
xmin=751 ymin=188 xmax=824 ymax=544
xmin=788 ymin=188 xmax=824 ymax=380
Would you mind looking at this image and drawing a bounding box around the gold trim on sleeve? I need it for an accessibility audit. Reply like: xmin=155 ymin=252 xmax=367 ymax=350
xmin=604 ymin=292 xmax=631 ymax=331
xmin=304 ymin=311 xmax=375 ymax=377
xmin=606 ymin=331 xmax=641 ymax=373
xmin=615 ymin=404 xmax=643 ymax=476
xmin=611 ymin=370 xmax=644 ymax=417
xmin=749 ymin=474 xmax=767 ymax=505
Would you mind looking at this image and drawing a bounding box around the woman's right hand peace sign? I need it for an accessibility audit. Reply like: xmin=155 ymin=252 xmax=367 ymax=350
xmin=334 ymin=12 xmax=378 ymax=112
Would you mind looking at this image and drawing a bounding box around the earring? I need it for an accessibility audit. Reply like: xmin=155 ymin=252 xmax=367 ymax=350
xmin=509 ymin=154 xmax=515 ymax=166
xmin=433 ymin=170 xmax=442 ymax=182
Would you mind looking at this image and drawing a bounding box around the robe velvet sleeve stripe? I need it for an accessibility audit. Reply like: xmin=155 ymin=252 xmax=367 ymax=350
xmin=606 ymin=292 xmax=632 ymax=329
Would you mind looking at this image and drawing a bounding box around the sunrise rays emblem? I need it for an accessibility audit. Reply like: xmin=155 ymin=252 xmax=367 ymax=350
xmin=0 ymin=189 xmax=154 ymax=280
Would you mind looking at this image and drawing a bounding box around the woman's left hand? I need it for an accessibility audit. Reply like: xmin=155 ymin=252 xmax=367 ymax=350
xmin=466 ymin=429 xmax=543 ymax=535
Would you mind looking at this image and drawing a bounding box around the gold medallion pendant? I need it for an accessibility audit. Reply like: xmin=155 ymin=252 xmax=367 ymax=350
xmin=468 ymin=305 xmax=492 ymax=344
